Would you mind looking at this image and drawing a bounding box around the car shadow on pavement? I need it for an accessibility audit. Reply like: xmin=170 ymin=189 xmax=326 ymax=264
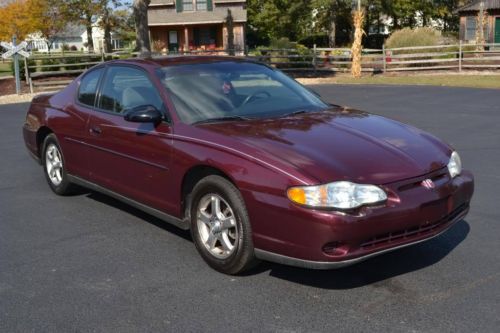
xmin=85 ymin=190 xmax=193 ymax=242
xmin=247 ymin=220 xmax=470 ymax=289
xmin=82 ymin=188 xmax=469 ymax=289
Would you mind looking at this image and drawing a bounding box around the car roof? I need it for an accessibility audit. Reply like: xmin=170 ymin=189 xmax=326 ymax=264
xmin=106 ymin=56 xmax=253 ymax=68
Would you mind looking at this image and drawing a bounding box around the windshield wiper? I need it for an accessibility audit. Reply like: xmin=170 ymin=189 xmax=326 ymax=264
xmin=192 ymin=115 xmax=252 ymax=125
xmin=280 ymin=110 xmax=309 ymax=118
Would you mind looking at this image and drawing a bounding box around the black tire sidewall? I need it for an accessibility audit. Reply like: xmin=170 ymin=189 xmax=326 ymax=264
xmin=190 ymin=175 xmax=255 ymax=274
xmin=42 ymin=134 xmax=72 ymax=195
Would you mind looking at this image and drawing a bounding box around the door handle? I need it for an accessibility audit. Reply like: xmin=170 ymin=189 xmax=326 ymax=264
xmin=89 ymin=126 xmax=102 ymax=135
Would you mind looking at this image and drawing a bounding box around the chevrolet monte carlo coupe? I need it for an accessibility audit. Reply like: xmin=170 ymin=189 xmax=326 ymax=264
xmin=23 ymin=57 xmax=474 ymax=274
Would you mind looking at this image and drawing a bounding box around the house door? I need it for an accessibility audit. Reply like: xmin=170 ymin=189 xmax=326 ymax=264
xmin=169 ymin=31 xmax=179 ymax=52
xmin=495 ymin=18 xmax=500 ymax=43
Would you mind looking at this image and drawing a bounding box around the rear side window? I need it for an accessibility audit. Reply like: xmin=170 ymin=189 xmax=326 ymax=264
xmin=78 ymin=68 xmax=103 ymax=107
xmin=98 ymin=66 xmax=164 ymax=114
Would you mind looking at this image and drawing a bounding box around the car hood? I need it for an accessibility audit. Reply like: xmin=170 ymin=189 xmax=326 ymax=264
xmin=197 ymin=107 xmax=452 ymax=185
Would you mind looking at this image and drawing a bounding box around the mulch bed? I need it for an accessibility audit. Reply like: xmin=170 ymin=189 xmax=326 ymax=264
xmin=0 ymin=78 xmax=31 ymax=95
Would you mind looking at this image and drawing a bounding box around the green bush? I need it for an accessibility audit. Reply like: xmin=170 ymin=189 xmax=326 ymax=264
xmin=385 ymin=27 xmax=441 ymax=49
xmin=254 ymin=38 xmax=313 ymax=69
xmin=40 ymin=58 xmax=60 ymax=72
xmin=298 ymin=33 xmax=330 ymax=48
xmin=10 ymin=58 xmax=36 ymax=80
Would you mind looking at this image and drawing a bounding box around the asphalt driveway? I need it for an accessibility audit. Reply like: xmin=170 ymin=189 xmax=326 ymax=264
xmin=1 ymin=85 xmax=499 ymax=332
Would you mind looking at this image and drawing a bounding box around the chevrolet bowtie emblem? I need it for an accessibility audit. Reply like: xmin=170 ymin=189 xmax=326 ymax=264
xmin=421 ymin=179 xmax=435 ymax=189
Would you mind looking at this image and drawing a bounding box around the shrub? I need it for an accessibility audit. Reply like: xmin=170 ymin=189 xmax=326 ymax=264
xmin=40 ymin=58 xmax=60 ymax=72
xmin=70 ymin=45 xmax=78 ymax=51
xmin=363 ymin=33 xmax=388 ymax=49
xmin=298 ymin=33 xmax=330 ymax=48
xmin=254 ymin=38 xmax=313 ymax=69
xmin=10 ymin=58 xmax=36 ymax=80
xmin=385 ymin=27 xmax=441 ymax=49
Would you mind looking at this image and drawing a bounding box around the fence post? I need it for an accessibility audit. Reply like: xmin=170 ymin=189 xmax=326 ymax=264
xmin=24 ymin=56 xmax=29 ymax=85
xmin=313 ymin=44 xmax=317 ymax=73
xmin=459 ymin=40 xmax=462 ymax=72
xmin=382 ymin=45 xmax=386 ymax=73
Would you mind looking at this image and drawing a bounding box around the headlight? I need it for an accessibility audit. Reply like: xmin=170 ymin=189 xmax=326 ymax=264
xmin=447 ymin=151 xmax=462 ymax=178
xmin=287 ymin=181 xmax=387 ymax=210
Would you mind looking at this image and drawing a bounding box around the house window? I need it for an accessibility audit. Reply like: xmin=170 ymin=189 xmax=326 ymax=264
xmin=183 ymin=0 xmax=193 ymax=11
xmin=465 ymin=15 xmax=489 ymax=41
xmin=196 ymin=0 xmax=207 ymax=10
xmin=466 ymin=17 xmax=476 ymax=40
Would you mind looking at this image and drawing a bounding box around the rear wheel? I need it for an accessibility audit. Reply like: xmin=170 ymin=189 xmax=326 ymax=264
xmin=42 ymin=134 xmax=75 ymax=195
xmin=190 ymin=175 xmax=258 ymax=274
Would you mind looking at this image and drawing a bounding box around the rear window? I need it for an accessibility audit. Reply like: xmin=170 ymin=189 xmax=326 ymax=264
xmin=78 ymin=68 xmax=103 ymax=107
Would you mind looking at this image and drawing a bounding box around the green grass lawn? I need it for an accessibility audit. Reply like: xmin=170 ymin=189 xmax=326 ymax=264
xmin=299 ymin=74 xmax=500 ymax=89
xmin=0 ymin=62 xmax=11 ymax=77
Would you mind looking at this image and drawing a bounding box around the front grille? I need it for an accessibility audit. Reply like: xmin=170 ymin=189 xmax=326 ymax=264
xmin=360 ymin=203 xmax=468 ymax=249
xmin=398 ymin=168 xmax=449 ymax=192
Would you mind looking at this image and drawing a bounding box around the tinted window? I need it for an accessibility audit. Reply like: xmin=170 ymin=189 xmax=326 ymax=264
xmin=157 ymin=62 xmax=328 ymax=124
xmin=78 ymin=68 xmax=103 ymax=107
xmin=98 ymin=66 xmax=164 ymax=114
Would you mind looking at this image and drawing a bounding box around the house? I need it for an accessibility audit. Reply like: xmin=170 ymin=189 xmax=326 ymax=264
xmin=148 ymin=0 xmax=247 ymax=53
xmin=26 ymin=23 xmax=123 ymax=53
xmin=457 ymin=0 xmax=500 ymax=43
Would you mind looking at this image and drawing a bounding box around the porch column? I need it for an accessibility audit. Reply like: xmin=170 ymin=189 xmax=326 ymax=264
xmin=184 ymin=26 xmax=189 ymax=51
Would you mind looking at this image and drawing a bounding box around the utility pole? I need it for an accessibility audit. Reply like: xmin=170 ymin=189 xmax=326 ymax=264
xmin=13 ymin=36 xmax=21 ymax=94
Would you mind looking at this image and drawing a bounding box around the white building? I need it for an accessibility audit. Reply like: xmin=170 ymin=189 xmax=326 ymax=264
xmin=26 ymin=23 xmax=123 ymax=53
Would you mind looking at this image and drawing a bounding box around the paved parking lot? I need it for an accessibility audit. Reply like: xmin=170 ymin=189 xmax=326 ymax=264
xmin=1 ymin=85 xmax=499 ymax=332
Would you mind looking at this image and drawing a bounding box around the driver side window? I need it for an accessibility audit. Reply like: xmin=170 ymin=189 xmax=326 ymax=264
xmin=98 ymin=66 xmax=164 ymax=114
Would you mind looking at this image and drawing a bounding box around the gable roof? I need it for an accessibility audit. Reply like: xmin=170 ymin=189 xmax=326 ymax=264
xmin=458 ymin=0 xmax=500 ymax=12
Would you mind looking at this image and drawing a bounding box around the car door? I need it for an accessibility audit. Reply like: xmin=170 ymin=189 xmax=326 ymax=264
xmin=86 ymin=65 xmax=176 ymax=214
xmin=62 ymin=67 xmax=105 ymax=178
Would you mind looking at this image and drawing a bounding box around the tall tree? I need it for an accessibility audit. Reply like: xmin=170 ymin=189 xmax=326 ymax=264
xmin=247 ymin=0 xmax=313 ymax=43
xmin=132 ymin=0 xmax=151 ymax=58
xmin=0 ymin=0 xmax=36 ymax=41
xmin=226 ymin=9 xmax=235 ymax=55
xmin=31 ymin=0 xmax=68 ymax=53
xmin=63 ymin=0 xmax=103 ymax=53
xmin=311 ymin=0 xmax=353 ymax=46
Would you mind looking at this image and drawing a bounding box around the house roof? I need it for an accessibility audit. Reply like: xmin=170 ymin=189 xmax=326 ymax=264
xmin=457 ymin=0 xmax=500 ymax=12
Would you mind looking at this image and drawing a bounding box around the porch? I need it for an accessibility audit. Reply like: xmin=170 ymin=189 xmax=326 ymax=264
xmin=149 ymin=23 xmax=245 ymax=53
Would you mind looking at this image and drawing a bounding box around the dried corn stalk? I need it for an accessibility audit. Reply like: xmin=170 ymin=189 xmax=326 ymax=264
xmin=475 ymin=2 xmax=489 ymax=53
xmin=351 ymin=9 xmax=365 ymax=78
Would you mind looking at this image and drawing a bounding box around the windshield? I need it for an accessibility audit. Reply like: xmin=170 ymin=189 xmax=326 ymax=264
xmin=157 ymin=61 xmax=329 ymax=124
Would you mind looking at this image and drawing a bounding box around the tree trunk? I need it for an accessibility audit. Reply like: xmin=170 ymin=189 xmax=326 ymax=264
xmin=226 ymin=9 xmax=235 ymax=56
xmin=328 ymin=21 xmax=336 ymax=47
xmin=104 ymin=25 xmax=112 ymax=53
xmin=103 ymin=7 xmax=113 ymax=53
xmin=86 ymin=15 xmax=94 ymax=53
xmin=133 ymin=0 xmax=152 ymax=58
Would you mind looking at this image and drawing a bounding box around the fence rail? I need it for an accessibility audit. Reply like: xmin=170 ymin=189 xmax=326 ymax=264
xmin=252 ymin=42 xmax=500 ymax=73
xmin=17 ymin=43 xmax=500 ymax=93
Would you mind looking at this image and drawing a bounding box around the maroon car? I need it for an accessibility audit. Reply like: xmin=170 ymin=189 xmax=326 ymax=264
xmin=23 ymin=57 xmax=474 ymax=274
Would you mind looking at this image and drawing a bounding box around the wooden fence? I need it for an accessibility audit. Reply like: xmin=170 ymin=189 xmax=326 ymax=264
xmin=252 ymin=42 xmax=500 ymax=73
xmin=22 ymin=43 xmax=500 ymax=92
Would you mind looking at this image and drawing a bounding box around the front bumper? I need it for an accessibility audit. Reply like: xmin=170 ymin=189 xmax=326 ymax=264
xmin=248 ymin=168 xmax=474 ymax=269
xmin=254 ymin=203 xmax=468 ymax=269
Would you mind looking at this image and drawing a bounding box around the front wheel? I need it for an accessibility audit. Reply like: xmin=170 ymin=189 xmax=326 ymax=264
xmin=42 ymin=134 xmax=75 ymax=195
xmin=190 ymin=175 xmax=258 ymax=274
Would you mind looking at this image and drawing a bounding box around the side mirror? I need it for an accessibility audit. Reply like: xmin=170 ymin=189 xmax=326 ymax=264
xmin=124 ymin=105 xmax=163 ymax=125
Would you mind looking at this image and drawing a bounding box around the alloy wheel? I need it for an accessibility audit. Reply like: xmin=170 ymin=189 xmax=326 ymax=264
xmin=45 ymin=144 xmax=63 ymax=186
xmin=196 ymin=194 xmax=238 ymax=259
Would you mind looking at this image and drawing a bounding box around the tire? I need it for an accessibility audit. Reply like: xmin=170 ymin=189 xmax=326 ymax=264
xmin=190 ymin=175 xmax=258 ymax=274
xmin=42 ymin=133 xmax=75 ymax=195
